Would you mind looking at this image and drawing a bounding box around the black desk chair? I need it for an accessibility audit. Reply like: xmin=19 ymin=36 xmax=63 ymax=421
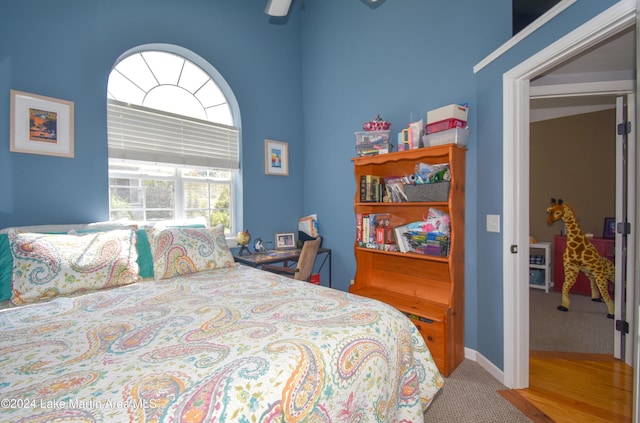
xmin=261 ymin=237 xmax=322 ymax=282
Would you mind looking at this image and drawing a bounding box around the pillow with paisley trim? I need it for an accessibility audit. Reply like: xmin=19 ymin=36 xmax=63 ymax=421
xmin=148 ymin=224 xmax=235 ymax=280
xmin=8 ymin=229 xmax=140 ymax=305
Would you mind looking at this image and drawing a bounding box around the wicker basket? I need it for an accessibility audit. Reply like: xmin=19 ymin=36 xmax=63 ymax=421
xmin=404 ymin=182 xmax=450 ymax=202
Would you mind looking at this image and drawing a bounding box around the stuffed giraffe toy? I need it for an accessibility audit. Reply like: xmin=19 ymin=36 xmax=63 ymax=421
xmin=546 ymin=198 xmax=616 ymax=319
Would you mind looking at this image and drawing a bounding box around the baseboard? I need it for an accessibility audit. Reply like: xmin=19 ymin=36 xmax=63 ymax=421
xmin=465 ymin=347 xmax=505 ymax=385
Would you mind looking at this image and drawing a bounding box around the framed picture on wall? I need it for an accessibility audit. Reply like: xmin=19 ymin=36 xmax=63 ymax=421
xmin=602 ymin=217 xmax=616 ymax=239
xmin=275 ymin=232 xmax=296 ymax=249
xmin=10 ymin=90 xmax=74 ymax=158
xmin=265 ymin=139 xmax=288 ymax=176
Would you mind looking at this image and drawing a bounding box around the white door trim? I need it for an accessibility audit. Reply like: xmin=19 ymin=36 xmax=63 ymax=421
xmin=502 ymin=0 xmax=636 ymax=389
xmin=615 ymin=94 xmax=637 ymax=366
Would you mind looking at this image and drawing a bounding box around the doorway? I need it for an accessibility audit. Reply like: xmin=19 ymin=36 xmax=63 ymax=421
xmin=528 ymin=103 xmax=619 ymax=356
xmin=502 ymin=0 xmax=637 ymax=390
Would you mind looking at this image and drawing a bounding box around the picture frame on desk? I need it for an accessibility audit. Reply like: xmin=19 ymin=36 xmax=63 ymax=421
xmin=602 ymin=217 xmax=616 ymax=239
xmin=10 ymin=90 xmax=74 ymax=158
xmin=275 ymin=232 xmax=296 ymax=249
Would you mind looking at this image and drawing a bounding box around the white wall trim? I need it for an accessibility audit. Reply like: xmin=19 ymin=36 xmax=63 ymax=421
xmin=504 ymin=0 xmax=636 ymax=82
xmin=502 ymin=77 xmax=531 ymax=389
xmin=465 ymin=347 xmax=505 ymax=384
xmin=529 ymin=80 xmax=634 ymax=122
xmin=502 ymin=0 xmax=636 ymax=390
xmin=530 ymin=104 xmax=615 ymax=123
xmin=530 ymin=80 xmax=636 ymax=98
xmin=473 ymin=0 xmax=577 ymax=74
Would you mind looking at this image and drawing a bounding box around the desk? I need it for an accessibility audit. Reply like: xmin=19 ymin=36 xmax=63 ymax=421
xmin=234 ymin=248 xmax=332 ymax=287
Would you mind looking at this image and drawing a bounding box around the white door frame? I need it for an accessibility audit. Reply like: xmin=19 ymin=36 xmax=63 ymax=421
xmin=502 ymin=0 xmax=637 ymax=389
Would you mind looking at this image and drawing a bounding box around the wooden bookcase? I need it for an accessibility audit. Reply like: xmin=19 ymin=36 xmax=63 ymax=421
xmin=350 ymin=145 xmax=465 ymax=376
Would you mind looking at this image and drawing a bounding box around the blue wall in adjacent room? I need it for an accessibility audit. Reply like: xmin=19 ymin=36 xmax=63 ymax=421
xmin=0 ymin=0 xmax=625 ymax=373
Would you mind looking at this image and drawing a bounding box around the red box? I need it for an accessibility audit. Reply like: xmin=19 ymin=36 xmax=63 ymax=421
xmin=310 ymin=274 xmax=320 ymax=285
xmin=425 ymin=118 xmax=467 ymax=134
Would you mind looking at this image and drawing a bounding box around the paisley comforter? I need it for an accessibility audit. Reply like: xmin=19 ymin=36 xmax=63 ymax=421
xmin=0 ymin=265 xmax=443 ymax=422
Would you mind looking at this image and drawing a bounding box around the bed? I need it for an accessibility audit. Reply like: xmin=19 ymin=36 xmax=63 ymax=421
xmin=0 ymin=222 xmax=443 ymax=422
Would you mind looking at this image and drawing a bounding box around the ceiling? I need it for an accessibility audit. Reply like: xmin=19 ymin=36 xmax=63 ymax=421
xmin=530 ymin=27 xmax=636 ymax=122
xmin=513 ymin=0 xmax=562 ymax=34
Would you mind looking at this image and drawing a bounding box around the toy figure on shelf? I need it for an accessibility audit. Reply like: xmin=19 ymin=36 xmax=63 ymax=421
xmin=253 ymin=238 xmax=268 ymax=253
xmin=546 ymin=198 xmax=616 ymax=318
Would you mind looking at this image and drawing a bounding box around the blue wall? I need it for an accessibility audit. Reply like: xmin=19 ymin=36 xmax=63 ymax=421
xmin=0 ymin=0 xmax=305 ymax=239
xmin=472 ymin=0 xmax=619 ymax=368
xmin=299 ymin=0 xmax=511 ymax=364
xmin=0 ymin=0 xmax=621 ymax=371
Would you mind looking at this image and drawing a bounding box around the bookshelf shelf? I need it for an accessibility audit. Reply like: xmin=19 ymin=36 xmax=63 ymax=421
xmin=350 ymin=144 xmax=465 ymax=377
xmin=354 ymin=246 xmax=449 ymax=262
xmin=355 ymin=201 xmax=450 ymax=207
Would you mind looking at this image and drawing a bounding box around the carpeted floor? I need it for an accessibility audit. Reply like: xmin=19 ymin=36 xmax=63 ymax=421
xmin=422 ymin=289 xmax=615 ymax=422
xmin=423 ymin=360 xmax=531 ymax=422
xmin=529 ymin=288 xmax=614 ymax=354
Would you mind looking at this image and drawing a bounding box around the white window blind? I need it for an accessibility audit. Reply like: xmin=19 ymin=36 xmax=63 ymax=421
xmin=107 ymin=99 xmax=239 ymax=170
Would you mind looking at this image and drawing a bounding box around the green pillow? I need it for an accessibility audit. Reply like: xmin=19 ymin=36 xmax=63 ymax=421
xmin=136 ymin=229 xmax=154 ymax=279
xmin=0 ymin=234 xmax=13 ymax=301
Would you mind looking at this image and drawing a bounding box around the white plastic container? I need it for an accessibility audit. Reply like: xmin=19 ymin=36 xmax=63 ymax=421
xmin=423 ymin=127 xmax=469 ymax=147
xmin=426 ymin=104 xmax=469 ymax=124
xmin=354 ymin=130 xmax=391 ymax=145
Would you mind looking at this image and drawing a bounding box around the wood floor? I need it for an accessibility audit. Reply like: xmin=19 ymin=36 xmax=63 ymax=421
xmin=499 ymin=351 xmax=634 ymax=423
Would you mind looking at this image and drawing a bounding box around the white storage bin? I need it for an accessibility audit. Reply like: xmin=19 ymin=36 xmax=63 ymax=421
xmin=426 ymin=104 xmax=468 ymax=124
xmin=423 ymin=127 xmax=469 ymax=147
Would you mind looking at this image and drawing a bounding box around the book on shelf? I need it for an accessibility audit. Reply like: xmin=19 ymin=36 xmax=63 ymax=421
xmin=357 ymin=241 xmax=398 ymax=252
xmin=373 ymin=213 xmax=393 ymax=244
xmin=359 ymin=176 xmax=368 ymax=202
xmin=356 ymin=213 xmax=395 ymax=250
xmin=393 ymin=224 xmax=411 ymax=253
xmin=426 ymin=232 xmax=450 ymax=256
xmin=362 ymin=214 xmax=370 ymax=243
xmin=359 ymin=175 xmax=385 ymax=202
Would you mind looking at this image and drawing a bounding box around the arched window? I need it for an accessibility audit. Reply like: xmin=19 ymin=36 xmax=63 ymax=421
xmin=106 ymin=48 xmax=240 ymax=234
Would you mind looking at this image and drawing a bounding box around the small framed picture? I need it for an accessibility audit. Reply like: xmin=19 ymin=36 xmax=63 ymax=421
xmin=275 ymin=232 xmax=296 ymax=249
xmin=10 ymin=90 xmax=74 ymax=158
xmin=602 ymin=217 xmax=616 ymax=239
xmin=265 ymin=139 xmax=288 ymax=176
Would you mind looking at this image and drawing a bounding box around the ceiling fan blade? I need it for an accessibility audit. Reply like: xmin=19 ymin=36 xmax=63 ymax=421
xmin=265 ymin=0 xmax=292 ymax=17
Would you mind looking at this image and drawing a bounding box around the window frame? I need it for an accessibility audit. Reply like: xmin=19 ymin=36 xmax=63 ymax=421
xmin=106 ymin=44 xmax=243 ymax=240
xmin=108 ymin=159 xmax=237 ymax=235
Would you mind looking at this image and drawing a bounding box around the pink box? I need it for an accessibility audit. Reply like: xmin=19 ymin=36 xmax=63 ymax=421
xmin=425 ymin=118 xmax=467 ymax=134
